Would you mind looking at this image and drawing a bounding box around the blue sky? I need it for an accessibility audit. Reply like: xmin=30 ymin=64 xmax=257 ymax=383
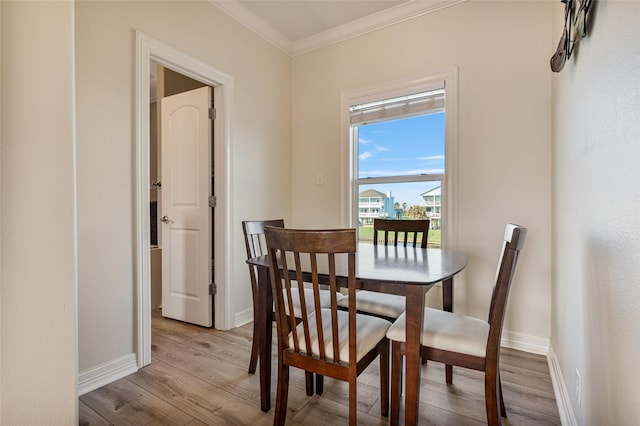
xmin=357 ymin=112 xmax=444 ymax=206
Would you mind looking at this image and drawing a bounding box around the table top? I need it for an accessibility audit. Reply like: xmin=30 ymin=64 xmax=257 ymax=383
xmin=247 ymin=242 xmax=467 ymax=293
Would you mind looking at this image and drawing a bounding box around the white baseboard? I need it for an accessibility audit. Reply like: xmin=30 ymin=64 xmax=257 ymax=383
xmin=501 ymin=330 xmax=550 ymax=355
xmin=547 ymin=345 xmax=577 ymax=426
xmin=234 ymin=307 xmax=254 ymax=328
xmin=78 ymin=353 xmax=138 ymax=396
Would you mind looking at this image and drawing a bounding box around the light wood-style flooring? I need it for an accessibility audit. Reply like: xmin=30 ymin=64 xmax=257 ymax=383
xmin=79 ymin=310 xmax=561 ymax=425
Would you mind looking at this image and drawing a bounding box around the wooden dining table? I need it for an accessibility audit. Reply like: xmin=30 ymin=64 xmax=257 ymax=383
xmin=247 ymin=242 xmax=467 ymax=425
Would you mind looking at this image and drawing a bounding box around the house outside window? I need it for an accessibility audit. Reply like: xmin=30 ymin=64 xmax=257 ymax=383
xmin=421 ymin=185 xmax=441 ymax=229
xmin=358 ymin=189 xmax=395 ymax=225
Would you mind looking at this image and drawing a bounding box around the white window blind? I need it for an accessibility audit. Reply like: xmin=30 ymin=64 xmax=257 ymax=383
xmin=349 ymin=87 xmax=445 ymax=126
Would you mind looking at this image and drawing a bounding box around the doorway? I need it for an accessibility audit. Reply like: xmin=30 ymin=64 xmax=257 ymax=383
xmin=136 ymin=31 xmax=234 ymax=367
xmin=150 ymin=65 xmax=214 ymax=327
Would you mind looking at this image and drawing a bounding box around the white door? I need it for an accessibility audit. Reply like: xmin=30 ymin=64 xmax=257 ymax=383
xmin=160 ymin=86 xmax=213 ymax=327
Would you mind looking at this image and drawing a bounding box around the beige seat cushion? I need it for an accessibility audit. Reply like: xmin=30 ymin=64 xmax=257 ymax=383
xmin=337 ymin=290 xmax=405 ymax=319
xmin=289 ymin=309 xmax=391 ymax=363
xmin=285 ymin=287 xmax=346 ymax=318
xmin=386 ymin=308 xmax=489 ymax=358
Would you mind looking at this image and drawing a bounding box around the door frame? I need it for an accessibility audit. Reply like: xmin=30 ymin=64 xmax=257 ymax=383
xmin=135 ymin=31 xmax=234 ymax=367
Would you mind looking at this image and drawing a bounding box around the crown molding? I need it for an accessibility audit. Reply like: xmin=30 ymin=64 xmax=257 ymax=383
xmin=211 ymin=0 xmax=466 ymax=57
xmin=292 ymin=0 xmax=467 ymax=56
xmin=210 ymin=0 xmax=293 ymax=55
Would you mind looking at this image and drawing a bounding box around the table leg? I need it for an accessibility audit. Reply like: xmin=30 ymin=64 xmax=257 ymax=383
xmin=257 ymin=266 xmax=272 ymax=412
xmin=404 ymin=285 xmax=426 ymax=426
xmin=442 ymin=277 xmax=454 ymax=383
xmin=442 ymin=277 xmax=453 ymax=312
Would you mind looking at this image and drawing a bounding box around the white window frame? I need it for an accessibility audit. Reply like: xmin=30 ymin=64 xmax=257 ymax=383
xmin=340 ymin=68 xmax=459 ymax=249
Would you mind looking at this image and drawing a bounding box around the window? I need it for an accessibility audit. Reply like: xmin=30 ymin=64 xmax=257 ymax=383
xmin=343 ymin=72 xmax=458 ymax=248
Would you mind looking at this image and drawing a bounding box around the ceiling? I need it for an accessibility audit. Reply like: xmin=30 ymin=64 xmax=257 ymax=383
xmin=211 ymin=0 xmax=465 ymax=56
xmin=238 ymin=0 xmax=407 ymax=41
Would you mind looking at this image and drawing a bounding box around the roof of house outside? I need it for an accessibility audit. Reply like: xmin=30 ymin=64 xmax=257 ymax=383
xmin=420 ymin=186 xmax=441 ymax=197
xmin=359 ymin=189 xmax=388 ymax=198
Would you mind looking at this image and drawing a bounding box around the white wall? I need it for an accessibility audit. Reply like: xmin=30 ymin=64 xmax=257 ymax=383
xmin=551 ymin=1 xmax=640 ymax=423
xmin=75 ymin=1 xmax=291 ymax=373
xmin=0 ymin=1 xmax=78 ymax=423
xmin=291 ymin=1 xmax=553 ymax=341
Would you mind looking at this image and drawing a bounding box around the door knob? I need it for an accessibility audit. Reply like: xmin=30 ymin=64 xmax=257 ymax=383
xmin=160 ymin=215 xmax=173 ymax=224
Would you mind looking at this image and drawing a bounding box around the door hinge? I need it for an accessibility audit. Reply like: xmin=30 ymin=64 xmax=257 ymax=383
xmin=209 ymin=283 xmax=217 ymax=295
xmin=208 ymin=196 xmax=216 ymax=208
xmin=209 ymin=107 xmax=216 ymax=120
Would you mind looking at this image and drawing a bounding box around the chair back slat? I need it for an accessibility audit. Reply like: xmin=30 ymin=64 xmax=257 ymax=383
xmin=347 ymin=251 xmax=357 ymax=367
xmin=309 ymin=253 xmax=327 ymax=360
xmin=327 ymin=253 xmax=341 ymax=363
xmin=278 ymin=250 xmax=300 ymax=352
xmin=373 ymin=219 xmax=430 ymax=248
xmin=265 ymin=227 xmax=356 ymax=365
xmin=298 ymin=252 xmax=314 ymax=357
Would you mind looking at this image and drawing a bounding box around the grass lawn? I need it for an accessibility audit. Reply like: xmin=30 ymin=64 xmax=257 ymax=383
xmin=358 ymin=225 xmax=441 ymax=248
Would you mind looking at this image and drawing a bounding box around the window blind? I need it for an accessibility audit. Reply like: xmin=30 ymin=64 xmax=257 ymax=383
xmin=349 ymin=87 xmax=445 ymax=126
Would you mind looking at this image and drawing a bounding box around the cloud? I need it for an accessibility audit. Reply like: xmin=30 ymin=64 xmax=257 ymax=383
xmin=359 ymin=138 xmax=372 ymax=145
xmin=359 ymin=152 xmax=373 ymax=161
xmin=418 ymin=155 xmax=445 ymax=161
xmin=359 ymin=144 xmax=389 ymax=161
xmin=359 ymin=167 xmax=444 ymax=177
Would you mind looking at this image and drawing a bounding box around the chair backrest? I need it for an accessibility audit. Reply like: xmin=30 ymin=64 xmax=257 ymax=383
xmin=242 ymin=219 xmax=285 ymax=259
xmin=485 ymin=223 xmax=527 ymax=359
xmin=242 ymin=219 xmax=285 ymax=293
xmin=265 ymin=227 xmax=357 ymax=365
xmin=373 ymin=218 xmax=430 ymax=248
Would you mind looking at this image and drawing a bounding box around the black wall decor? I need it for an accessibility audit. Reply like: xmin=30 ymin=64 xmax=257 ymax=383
xmin=550 ymin=0 xmax=595 ymax=72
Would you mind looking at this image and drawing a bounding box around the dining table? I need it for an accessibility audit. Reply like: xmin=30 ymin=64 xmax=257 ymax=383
xmin=247 ymin=241 xmax=467 ymax=426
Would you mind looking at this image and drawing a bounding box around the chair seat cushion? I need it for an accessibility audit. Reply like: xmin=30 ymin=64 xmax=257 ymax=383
xmin=386 ymin=308 xmax=489 ymax=358
xmin=285 ymin=287 xmax=346 ymax=318
xmin=337 ymin=291 xmax=405 ymax=319
xmin=289 ymin=309 xmax=391 ymax=363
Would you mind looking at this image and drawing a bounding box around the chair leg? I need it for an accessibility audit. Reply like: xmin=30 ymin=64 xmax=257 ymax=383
xmin=315 ymin=374 xmax=324 ymax=395
xmin=484 ymin=370 xmax=501 ymax=426
xmin=389 ymin=341 xmax=402 ymax=426
xmin=274 ymin=362 xmax=290 ymax=426
xmin=305 ymin=372 xmax=314 ymax=396
xmin=446 ymin=364 xmax=453 ymax=384
xmin=499 ymin=374 xmax=507 ymax=418
xmin=248 ymin=320 xmax=259 ymax=374
xmin=349 ymin=376 xmax=358 ymax=426
xmin=379 ymin=339 xmax=389 ymax=417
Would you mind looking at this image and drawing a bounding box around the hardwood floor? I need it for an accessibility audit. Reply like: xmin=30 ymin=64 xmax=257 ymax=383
xmin=79 ymin=310 xmax=561 ymax=425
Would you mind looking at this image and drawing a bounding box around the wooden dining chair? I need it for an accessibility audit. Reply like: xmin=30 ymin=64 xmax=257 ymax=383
xmin=242 ymin=219 xmax=286 ymax=375
xmin=242 ymin=220 xmax=344 ymax=394
xmin=265 ymin=227 xmax=391 ymax=426
xmin=373 ymin=218 xmax=430 ymax=249
xmin=338 ymin=218 xmax=430 ymax=321
xmin=386 ymin=223 xmax=527 ymax=426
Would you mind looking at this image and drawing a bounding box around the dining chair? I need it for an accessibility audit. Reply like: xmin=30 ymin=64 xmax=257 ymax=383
xmin=242 ymin=219 xmax=286 ymax=375
xmin=242 ymin=220 xmax=344 ymax=394
xmin=338 ymin=218 xmax=430 ymax=321
xmin=265 ymin=226 xmax=391 ymax=426
xmin=386 ymin=223 xmax=527 ymax=426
